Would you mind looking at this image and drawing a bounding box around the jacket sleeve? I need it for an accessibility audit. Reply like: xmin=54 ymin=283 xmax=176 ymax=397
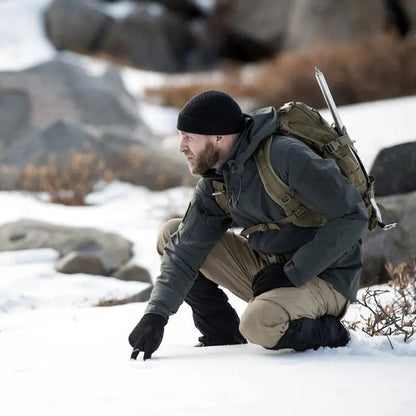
xmin=271 ymin=138 xmax=368 ymax=287
xmin=145 ymin=179 xmax=231 ymax=318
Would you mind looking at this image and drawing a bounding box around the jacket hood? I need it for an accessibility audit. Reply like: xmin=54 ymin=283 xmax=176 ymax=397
xmin=219 ymin=106 xmax=278 ymax=175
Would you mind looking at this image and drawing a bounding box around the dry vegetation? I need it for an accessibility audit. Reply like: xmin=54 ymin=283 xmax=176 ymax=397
xmin=17 ymin=153 xmax=105 ymax=206
xmin=145 ymin=35 xmax=416 ymax=110
xmin=16 ymin=147 xmax=193 ymax=206
xmin=345 ymin=260 xmax=416 ymax=346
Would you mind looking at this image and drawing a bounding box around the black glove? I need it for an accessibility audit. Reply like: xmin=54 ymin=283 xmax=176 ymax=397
xmin=128 ymin=313 xmax=168 ymax=360
xmin=252 ymin=263 xmax=294 ymax=297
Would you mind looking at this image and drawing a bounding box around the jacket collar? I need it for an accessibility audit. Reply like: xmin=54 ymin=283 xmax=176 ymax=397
xmin=217 ymin=106 xmax=278 ymax=176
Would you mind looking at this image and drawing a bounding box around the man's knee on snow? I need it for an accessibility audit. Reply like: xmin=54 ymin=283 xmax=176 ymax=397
xmin=239 ymin=298 xmax=290 ymax=349
xmin=156 ymin=218 xmax=181 ymax=255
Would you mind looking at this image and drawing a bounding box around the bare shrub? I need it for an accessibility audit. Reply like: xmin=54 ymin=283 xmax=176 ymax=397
xmin=16 ymin=146 xmax=193 ymax=206
xmin=17 ymin=153 xmax=106 ymax=206
xmin=146 ymin=35 xmax=416 ymax=109
xmin=344 ymin=260 xmax=416 ymax=346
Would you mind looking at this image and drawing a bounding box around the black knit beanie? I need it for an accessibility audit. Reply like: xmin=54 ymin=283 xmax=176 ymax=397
xmin=177 ymin=90 xmax=244 ymax=135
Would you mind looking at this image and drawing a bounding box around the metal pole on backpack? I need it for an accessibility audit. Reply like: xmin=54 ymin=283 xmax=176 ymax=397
xmin=314 ymin=67 xmax=397 ymax=231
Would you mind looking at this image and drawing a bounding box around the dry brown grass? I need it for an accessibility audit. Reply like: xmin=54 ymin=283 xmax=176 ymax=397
xmin=15 ymin=146 xmax=193 ymax=206
xmin=145 ymin=35 xmax=416 ymax=109
xmin=17 ymin=153 xmax=105 ymax=206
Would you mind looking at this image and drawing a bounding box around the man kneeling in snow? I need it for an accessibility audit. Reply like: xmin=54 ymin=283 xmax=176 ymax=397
xmin=129 ymin=91 xmax=367 ymax=360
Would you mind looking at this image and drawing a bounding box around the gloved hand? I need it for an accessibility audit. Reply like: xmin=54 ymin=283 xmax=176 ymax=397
xmin=252 ymin=262 xmax=294 ymax=297
xmin=128 ymin=313 xmax=168 ymax=360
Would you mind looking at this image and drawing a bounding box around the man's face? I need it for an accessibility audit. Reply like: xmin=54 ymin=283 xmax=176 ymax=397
xmin=179 ymin=131 xmax=219 ymax=175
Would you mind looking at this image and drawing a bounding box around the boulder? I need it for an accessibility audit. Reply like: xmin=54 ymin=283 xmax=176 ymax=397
xmin=0 ymin=90 xmax=31 ymax=150
xmin=44 ymin=0 xmax=114 ymax=52
xmin=370 ymin=141 xmax=416 ymax=197
xmin=56 ymin=251 xmax=106 ymax=275
xmin=361 ymin=191 xmax=416 ymax=286
xmin=0 ymin=58 xmax=186 ymax=191
xmin=284 ymin=0 xmax=385 ymax=51
xmin=226 ymin=0 xmax=293 ymax=54
xmin=0 ymin=120 xmax=99 ymax=169
xmin=114 ymin=263 xmax=152 ymax=283
xmin=0 ymin=219 xmax=133 ymax=274
xmin=0 ymin=58 xmax=142 ymax=135
xmin=102 ymin=4 xmax=191 ymax=72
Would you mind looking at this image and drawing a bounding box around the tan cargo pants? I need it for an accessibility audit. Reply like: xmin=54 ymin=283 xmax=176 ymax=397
xmin=158 ymin=219 xmax=348 ymax=349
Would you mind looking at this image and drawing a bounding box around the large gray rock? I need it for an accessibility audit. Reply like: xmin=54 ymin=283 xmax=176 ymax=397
xmin=226 ymin=0 xmax=293 ymax=51
xmin=0 ymin=58 xmax=179 ymax=191
xmin=361 ymin=191 xmax=416 ymax=286
xmin=0 ymin=219 xmax=133 ymax=274
xmin=0 ymin=90 xmax=31 ymax=150
xmin=44 ymin=0 xmax=114 ymax=52
xmin=56 ymin=251 xmax=106 ymax=275
xmin=0 ymin=120 xmax=99 ymax=168
xmin=0 ymin=58 xmax=141 ymax=134
xmin=102 ymin=4 xmax=190 ymax=72
xmin=284 ymin=0 xmax=385 ymax=51
xmin=370 ymin=141 xmax=416 ymax=197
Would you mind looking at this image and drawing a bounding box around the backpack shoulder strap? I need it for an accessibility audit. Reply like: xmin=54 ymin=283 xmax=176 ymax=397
xmin=212 ymin=180 xmax=231 ymax=216
xmin=248 ymin=135 xmax=326 ymax=233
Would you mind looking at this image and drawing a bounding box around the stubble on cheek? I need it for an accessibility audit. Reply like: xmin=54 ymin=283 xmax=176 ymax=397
xmin=189 ymin=142 xmax=219 ymax=175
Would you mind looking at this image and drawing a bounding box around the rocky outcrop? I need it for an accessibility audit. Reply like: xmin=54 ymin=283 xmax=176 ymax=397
xmin=45 ymin=0 xmax=193 ymax=72
xmin=370 ymin=141 xmax=416 ymax=197
xmin=45 ymin=0 xmax=407 ymax=69
xmin=361 ymin=191 xmax=416 ymax=286
xmin=0 ymin=59 xmax=141 ymax=134
xmin=0 ymin=59 xmax=195 ymax=193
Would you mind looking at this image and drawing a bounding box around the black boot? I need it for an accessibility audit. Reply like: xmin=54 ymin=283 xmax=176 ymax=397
xmin=185 ymin=273 xmax=247 ymax=347
xmin=272 ymin=315 xmax=350 ymax=352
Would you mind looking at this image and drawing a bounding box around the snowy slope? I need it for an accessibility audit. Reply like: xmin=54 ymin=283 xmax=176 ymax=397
xmin=0 ymin=302 xmax=415 ymax=416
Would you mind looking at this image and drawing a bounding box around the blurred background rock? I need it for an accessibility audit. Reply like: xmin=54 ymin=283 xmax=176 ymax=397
xmin=42 ymin=0 xmax=416 ymax=108
xmin=1 ymin=0 xmax=415 ymax=203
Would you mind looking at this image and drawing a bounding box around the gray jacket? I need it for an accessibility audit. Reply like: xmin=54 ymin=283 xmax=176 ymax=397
xmin=146 ymin=107 xmax=368 ymax=318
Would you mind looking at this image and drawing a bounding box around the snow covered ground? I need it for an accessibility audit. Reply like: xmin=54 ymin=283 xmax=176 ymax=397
xmin=0 ymin=1 xmax=415 ymax=415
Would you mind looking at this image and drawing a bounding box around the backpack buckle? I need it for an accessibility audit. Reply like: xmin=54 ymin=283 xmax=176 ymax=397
xmin=295 ymin=207 xmax=308 ymax=218
xmin=325 ymin=140 xmax=340 ymax=153
xmin=259 ymin=224 xmax=270 ymax=232
xmin=280 ymin=194 xmax=291 ymax=204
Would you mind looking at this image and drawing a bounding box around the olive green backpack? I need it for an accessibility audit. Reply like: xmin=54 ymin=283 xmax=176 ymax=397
xmin=213 ymin=101 xmax=393 ymax=237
